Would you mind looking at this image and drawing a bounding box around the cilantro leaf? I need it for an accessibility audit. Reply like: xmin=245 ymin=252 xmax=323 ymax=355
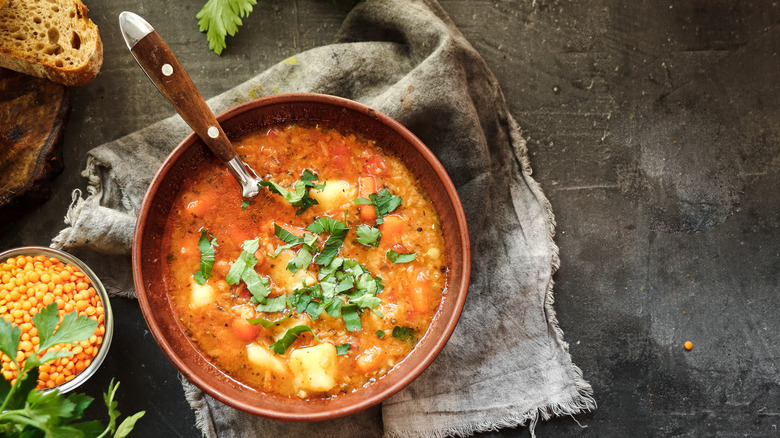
xmin=376 ymin=330 xmax=385 ymax=339
xmin=392 ymin=326 xmax=417 ymax=343
xmin=356 ymin=224 xmax=381 ymax=246
xmin=386 ymin=250 xmax=417 ymax=264
xmin=194 ymin=230 xmax=218 ymax=285
xmin=226 ymin=239 xmax=271 ymax=300
xmin=269 ymin=325 xmax=317 ymax=354
xmin=196 ymin=0 xmax=257 ymax=55
xmin=336 ymin=343 xmax=351 ymax=355
xmin=241 ymin=199 xmax=250 ymax=210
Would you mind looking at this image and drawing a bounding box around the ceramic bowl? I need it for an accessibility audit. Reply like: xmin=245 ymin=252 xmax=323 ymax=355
xmin=132 ymin=93 xmax=470 ymax=421
xmin=0 ymin=246 xmax=113 ymax=393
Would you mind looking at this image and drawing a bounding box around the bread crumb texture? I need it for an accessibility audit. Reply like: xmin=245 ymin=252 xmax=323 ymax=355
xmin=0 ymin=0 xmax=103 ymax=86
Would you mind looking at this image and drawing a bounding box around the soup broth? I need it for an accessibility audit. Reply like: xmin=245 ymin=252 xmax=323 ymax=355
xmin=162 ymin=123 xmax=447 ymax=399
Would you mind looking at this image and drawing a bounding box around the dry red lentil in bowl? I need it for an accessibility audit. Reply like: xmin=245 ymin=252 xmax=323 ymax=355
xmin=0 ymin=246 xmax=113 ymax=393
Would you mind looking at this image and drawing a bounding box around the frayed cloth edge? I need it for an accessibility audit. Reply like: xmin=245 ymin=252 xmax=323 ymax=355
xmin=181 ymin=377 xmax=217 ymax=438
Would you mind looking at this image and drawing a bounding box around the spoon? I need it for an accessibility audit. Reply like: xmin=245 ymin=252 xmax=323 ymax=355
xmin=118 ymin=11 xmax=261 ymax=198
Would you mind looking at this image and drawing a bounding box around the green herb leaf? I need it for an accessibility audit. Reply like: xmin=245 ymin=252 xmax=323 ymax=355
xmin=254 ymin=295 xmax=287 ymax=313
xmin=336 ymin=343 xmax=351 ymax=355
xmin=356 ymin=224 xmax=381 ymax=246
xmin=196 ymin=0 xmax=257 ymax=55
xmin=392 ymin=326 xmax=416 ymax=343
xmin=226 ymin=238 xmax=260 ymax=285
xmin=194 ymin=230 xmax=218 ymax=285
xmin=260 ymin=170 xmax=324 ymax=215
xmin=306 ymin=217 xmax=349 ymax=266
xmin=247 ymin=314 xmax=289 ymax=328
xmin=270 ymin=325 xmax=315 ymax=354
xmin=354 ymin=188 xmax=402 ymax=223
xmin=386 ymin=250 xmax=417 ymax=264
xmin=34 ymin=304 xmax=98 ymax=354
xmin=241 ymin=199 xmax=250 ymax=210
xmin=341 ymin=305 xmax=362 ymax=332
xmin=225 ymin=239 xmax=271 ymax=301
xmin=376 ymin=330 xmax=385 ymax=339
xmin=0 ymin=317 xmax=21 ymax=367
xmin=286 ymin=245 xmax=314 ymax=274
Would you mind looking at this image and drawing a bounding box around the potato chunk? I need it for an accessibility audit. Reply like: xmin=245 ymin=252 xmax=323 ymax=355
xmin=289 ymin=343 xmax=338 ymax=393
xmin=189 ymin=278 xmax=215 ymax=307
xmin=246 ymin=343 xmax=290 ymax=376
xmin=310 ymin=180 xmax=355 ymax=212
xmin=269 ymin=249 xmax=317 ymax=293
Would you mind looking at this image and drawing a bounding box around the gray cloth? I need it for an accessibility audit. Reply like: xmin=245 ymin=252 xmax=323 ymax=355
xmin=52 ymin=0 xmax=596 ymax=436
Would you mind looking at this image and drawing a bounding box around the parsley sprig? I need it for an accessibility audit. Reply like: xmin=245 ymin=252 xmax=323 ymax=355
xmin=0 ymin=303 xmax=144 ymax=436
xmin=196 ymin=0 xmax=257 ymax=55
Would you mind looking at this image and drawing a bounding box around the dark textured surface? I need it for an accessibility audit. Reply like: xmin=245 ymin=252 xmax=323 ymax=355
xmin=1 ymin=1 xmax=778 ymax=436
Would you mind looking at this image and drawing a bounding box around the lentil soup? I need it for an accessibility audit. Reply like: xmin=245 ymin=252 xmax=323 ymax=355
xmin=162 ymin=123 xmax=448 ymax=399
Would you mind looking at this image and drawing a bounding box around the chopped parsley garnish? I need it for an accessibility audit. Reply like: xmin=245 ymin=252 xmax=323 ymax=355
xmin=225 ymin=238 xmax=271 ymax=301
xmin=193 ymin=230 xmax=218 ymax=285
xmin=259 ymin=169 xmax=325 ymax=215
xmin=392 ymin=326 xmax=416 ymax=343
xmin=386 ymin=249 xmax=417 ymax=263
xmin=247 ymin=314 xmax=289 ymax=328
xmin=354 ymin=188 xmax=402 ymax=224
xmin=241 ymin=199 xmax=250 ymax=210
xmin=305 ymin=217 xmax=349 ymax=266
xmin=336 ymin=343 xmax=351 ymax=355
xmin=269 ymin=325 xmax=319 ymax=354
xmin=254 ymin=295 xmax=287 ymax=313
xmin=355 ymin=224 xmax=381 ymax=246
xmin=376 ymin=330 xmax=385 ymax=339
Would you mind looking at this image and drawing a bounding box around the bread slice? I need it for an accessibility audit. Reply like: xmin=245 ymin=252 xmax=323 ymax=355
xmin=0 ymin=0 xmax=102 ymax=86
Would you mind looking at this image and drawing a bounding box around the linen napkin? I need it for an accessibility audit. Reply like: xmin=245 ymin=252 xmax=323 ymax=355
xmin=52 ymin=0 xmax=596 ymax=436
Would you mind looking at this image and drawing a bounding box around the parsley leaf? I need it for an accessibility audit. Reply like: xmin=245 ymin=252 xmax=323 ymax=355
xmin=354 ymin=188 xmax=402 ymax=224
xmin=269 ymin=325 xmax=318 ymax=354
xmin=260 ymin=170 xmax=325 ymax=215
xmin=376 ymin=330 xmax=386 ymax=339
xmin=196 ymin=0 xmax=257 ymax=55
xmin=193 ymin=230 xmax=218 ymax=285
xmin=336 ymin=343 xmax=351 ymax=355
xmin=247 ymin=314 xmax=289 ymax=328
xmin=254 ymin=295 xmax=288 ymax=313
xmin=341 ymin=304 xmax=362 ymax=332
xmin=392 ymin=326 xmax=417 ymax=343
xmin=241 ymin=199 xmax=250 ymax=210
xmin=306 ymin=217 xmax=349 ymax=266
xmin=386 ymin=249 xmax=417 ymax=264
xmin=226 ymin=239 xmax=271 ymax=301
xmin=356 ymin=224 xmax=381 ymax=246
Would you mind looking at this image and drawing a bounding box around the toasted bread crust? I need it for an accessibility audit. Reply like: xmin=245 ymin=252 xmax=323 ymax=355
xmin=0 ymin=0 xmax=102 ymax=86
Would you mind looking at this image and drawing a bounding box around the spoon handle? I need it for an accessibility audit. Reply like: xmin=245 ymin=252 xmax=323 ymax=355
xmin=119 ymin=12 xmax=235 ymax=164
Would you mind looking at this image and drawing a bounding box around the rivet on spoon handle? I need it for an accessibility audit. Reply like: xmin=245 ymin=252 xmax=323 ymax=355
xmin=118 ymin=11 xmax=260 ymax=198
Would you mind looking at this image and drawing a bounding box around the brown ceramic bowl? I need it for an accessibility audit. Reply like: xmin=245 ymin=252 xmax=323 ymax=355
xmin=132 ymin=93 xmax=470 ymax=421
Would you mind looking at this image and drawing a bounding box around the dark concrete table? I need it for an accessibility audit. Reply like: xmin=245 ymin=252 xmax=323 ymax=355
xmin=2 ymin=1 xmax=778 ymax=436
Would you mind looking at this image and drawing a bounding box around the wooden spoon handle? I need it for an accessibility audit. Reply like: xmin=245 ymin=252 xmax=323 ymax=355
xmin=123 ymin=19 xmax=236 ymax=163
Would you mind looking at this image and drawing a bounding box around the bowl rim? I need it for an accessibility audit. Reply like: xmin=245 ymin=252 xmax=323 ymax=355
xmin=132 ymin=93 xmax=471 ymax=421
xmin=0 ymin=245 xmax=114 ymax=394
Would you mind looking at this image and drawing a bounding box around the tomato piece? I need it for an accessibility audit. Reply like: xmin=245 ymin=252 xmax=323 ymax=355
xmin=358 ymin=176 xmax=377 ymax=221
xmin=379 ymin=215 xmax=406 ymax=246
xmin=231 ymin=317 xmax=260 ymax=342
xmin=363 ymin=154 xmax=387 ymax=176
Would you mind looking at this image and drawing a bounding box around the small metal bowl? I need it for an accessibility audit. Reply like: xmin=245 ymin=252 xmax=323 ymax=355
xmin=0 ymin=246 xmax=114 ymax=393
